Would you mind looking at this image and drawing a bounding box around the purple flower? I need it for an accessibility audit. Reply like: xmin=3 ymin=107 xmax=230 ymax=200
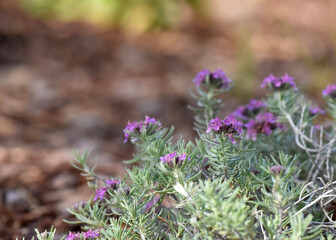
xmin=270 ymin=165 xmax=287 ymax=175
xmin=94 ymin=179 xmax=122 ymax=201
xmin=211 ymin=69 xmax=232 ymax=88
xmin=193 ymin=69 xmax=232 ymax=89
xmin=247 ymin=100 xmax=267 ymax=111
xmin=145 ymin=195 xmax=161 ymax=212
xmin=66 ymin=232 xmax=81 ymax=240
xmin=193 ymin=69 xmax=210 ymax=87
xmin=94 ymin=187 xmax=108 ymax=201
xmin=206 ymin=115 xmax=243 ymax=144
xmin=261 ymin=74 xmax=297 ymax=91
xmin=309 ymin=106 xmax=325 ymax=116
xmin=245 ymin=112 xmax=282 ymax=140
xmin=84 ymin=229 xmax=99 ymax=239
xmin=123 ymin=116 xmax=160 ymax=143
xmin=232 ymin=106 xmax=249 ymax=121
xmin=143 ymin=115 xmax=159 ymax=125
xmin=106 ymin=179 xmax=121 ymax=190
xmin=233 ymin=99 xmax=266 ymax=121
xmin=206 ymin=117 xmax=223 ymax=133
xmin=179 ymin=153 xmax=187 ymax=161
xmin=160 ymin=152 xmax=177 ymax=163
xmin=322 ymin=84 xmax=336 ymax=98
xmin=123 ymin=121 xmax=141 ymax=143
xmin=106 ymin=179 xmax=120 ymax=185
xmin=160 ymin=152 xmax=187 ymax=166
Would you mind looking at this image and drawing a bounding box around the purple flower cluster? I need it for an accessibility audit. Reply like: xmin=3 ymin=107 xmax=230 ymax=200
xmin=245 ymin=113 xmax=282 ymax=140
xmin=309 ymin=106 xmax=325 ymax=116
xmin=233 ymin=99 xmax=266 ymax=121
xmin=261 ymin=74 xmax=298 ymax=91
xmin=193 ymin=70 xmax=209 ymax=87
xmin=206 ymin=115 xmax=243 ymax=144
xmin=106 ymin=179 xmax=121 ymax=189
xmin=66 ymin=229 xmax=99 ymax=240
xmin=94 ymin=179 xmax=121 ymax=201
xmin=94 ymin=187 xmax=108 ymax=201
xmin=85 ymin=229 xmax=100 ymax=239
xmin=193 ymin=69 xmax=232 ymax=89
xmin=322 ymin=84 xmax=336 ymax=98
xmin=123 ymin=116 xmax=160 ymax=143
xmin=67 ymin=232 xmax=80 ymax=240
xmin=160 ymin=152 xmax=187 ymax=166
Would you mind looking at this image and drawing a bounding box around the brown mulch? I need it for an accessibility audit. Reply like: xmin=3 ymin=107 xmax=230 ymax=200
xmin=0 ymin=0 xmax=335 ymax=239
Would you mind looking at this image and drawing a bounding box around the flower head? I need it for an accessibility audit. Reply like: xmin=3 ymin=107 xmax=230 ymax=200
xmin=309 ymin=106 xmax=325 ymax=116
xmin=94 ymin=187 xmax=108 ymax=201
xmin=193 ymin=69 xmax=232 ymax=89
xmin=233 ymin=99 xmax=266 ymax=121
xmin=160 ymin=152 xmax=187 ymax=166
xmin=193 ymin=69 xmax=210 ymax=87
xmin=106 ymin=179 xmax=121 ymax=190
xmin=206 ymin=117 xmax=223 ymax=132
xmin=160 ymin=152 xmax=176 ymax=163
xmin=322 ymin=84 xmax=336 ymax=98
xmin=123 ymin=121 xmax=141 ymax=143
xmin=245 ymin=112 xmax=282 ymax=140
xmin=247 ymin=99 xmax=267 ymax=111
xmin=261 ymin=74 xmax=297 ymax=91
xmin=67 ymin=230 xmax=99 ymax=240
xmin=123 ymin=116 xmax=160 ymax=143
xmin=206 ymin=115 xmax=243 ymax=144
xmin=66 ymin=232 xmax=81 ymax=240
xmin=84 ymin=229 xmax=100 ymax=239
xmin=144 ymin=115 xmax=159 ymax=125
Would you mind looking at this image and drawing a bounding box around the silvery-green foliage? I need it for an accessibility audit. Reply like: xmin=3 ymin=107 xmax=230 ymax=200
xmin=30 ymin=74 xmax=336 ymax=239
xmin=183 ymin=179 xmax=256 ymax=239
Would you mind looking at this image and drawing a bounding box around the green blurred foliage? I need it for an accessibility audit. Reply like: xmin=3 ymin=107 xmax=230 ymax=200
xmin=19 ymin=0 xmax=207 ymax=32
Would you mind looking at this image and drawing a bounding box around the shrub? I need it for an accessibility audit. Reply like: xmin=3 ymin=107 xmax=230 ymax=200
xmin=31 ymin=71 xmax=336 ymax=239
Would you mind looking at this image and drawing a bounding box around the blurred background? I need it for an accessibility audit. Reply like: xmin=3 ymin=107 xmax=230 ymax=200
xmin=0 ymin=0 xmax=335 ymax=238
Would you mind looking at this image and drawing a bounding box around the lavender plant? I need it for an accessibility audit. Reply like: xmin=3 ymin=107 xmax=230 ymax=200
xmin=30 ymin=72 xmax=336 ymax=240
